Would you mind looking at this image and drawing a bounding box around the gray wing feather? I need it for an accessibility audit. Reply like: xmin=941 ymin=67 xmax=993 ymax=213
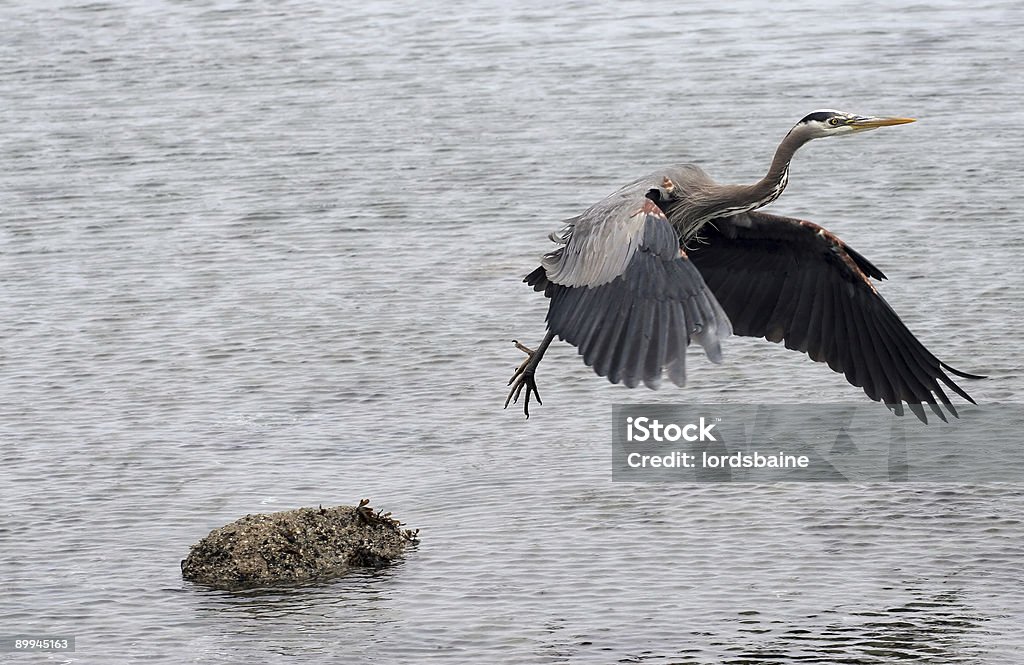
xmin=540 ymin=201 xmax=732 ymax=389
xmin=542 ymin=165 xmax=715 ymax=288
xmin=542 ymin=180 xmax=654 ymax=288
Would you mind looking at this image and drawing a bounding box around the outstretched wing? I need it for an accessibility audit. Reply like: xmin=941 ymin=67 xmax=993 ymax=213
xmin=528 ymin=193 xmax=731 ymax=389
xmin=687 ymin=210 xmax=982 ymax=419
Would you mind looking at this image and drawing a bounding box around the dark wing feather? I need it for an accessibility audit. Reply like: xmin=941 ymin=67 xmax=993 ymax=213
xmin=528 ymin=199 xmax=731 ymax=390
xmin=687 ymin=211 xmax=982 ymax=418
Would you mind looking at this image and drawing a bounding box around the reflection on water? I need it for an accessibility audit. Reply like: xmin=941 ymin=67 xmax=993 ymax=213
xmin=1 ymin=0 xmax=1022 ymax=662
xmin=723 ymin=586 xmax=989 ymax=664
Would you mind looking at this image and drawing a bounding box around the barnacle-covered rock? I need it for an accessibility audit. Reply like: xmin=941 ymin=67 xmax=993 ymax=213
xmin=181 ymin=500 xmax=418 ymax=589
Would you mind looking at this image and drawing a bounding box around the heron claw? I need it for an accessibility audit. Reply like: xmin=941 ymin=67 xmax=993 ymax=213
xmin=505 ymin=343 xmax=542 ymax=418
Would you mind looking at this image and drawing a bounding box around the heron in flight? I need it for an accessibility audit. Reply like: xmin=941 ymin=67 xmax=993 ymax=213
xmin=506 ymin=110 xmax=983 ymax=421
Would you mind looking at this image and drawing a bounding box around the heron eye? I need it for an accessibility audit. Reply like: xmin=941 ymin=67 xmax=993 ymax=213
xmin=828 ymin=117 xmax=842 ymax=127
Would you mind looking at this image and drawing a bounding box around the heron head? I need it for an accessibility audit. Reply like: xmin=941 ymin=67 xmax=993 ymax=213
xmin=796 ymin=109 xmax=915 ymax=139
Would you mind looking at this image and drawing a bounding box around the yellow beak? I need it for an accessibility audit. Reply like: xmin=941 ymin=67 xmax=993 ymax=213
xmin=849 ymin=115 xmax=916 ymax=128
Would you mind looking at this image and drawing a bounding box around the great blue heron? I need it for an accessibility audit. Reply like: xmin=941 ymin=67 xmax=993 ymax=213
xmin=506 ymin=110 xmax=983 ymax=421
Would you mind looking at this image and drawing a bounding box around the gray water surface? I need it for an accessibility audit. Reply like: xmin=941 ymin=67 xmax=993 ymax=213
xmin=2 ymin=1 xmax=1023 ymax=663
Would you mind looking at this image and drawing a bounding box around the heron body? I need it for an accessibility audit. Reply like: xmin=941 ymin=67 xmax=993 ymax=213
xmin=507 ymin=110 xmax=983 ymax=421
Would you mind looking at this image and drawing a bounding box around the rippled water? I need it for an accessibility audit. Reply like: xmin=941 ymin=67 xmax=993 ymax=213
xmin=2 ymin=0 xmax=1023 ymax=662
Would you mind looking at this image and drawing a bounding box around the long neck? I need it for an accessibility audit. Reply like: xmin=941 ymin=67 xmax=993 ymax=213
xmin=749 ymin=127 xmax=810 ymax=207
xmin=682 ymin=127 xmax=812 ymax=231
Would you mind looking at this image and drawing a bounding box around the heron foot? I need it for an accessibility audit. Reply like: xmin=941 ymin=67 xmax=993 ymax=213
xmin=505 ymin=339 xmax=542 ymax=418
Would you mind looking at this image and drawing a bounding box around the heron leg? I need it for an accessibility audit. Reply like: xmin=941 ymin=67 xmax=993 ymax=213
xmin=504 ymin=330 xmax=556 ymax=418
